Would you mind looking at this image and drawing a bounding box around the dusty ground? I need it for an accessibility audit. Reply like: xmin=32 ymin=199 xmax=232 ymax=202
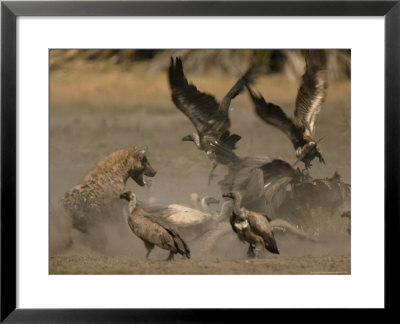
xmin=50 ymin=55 xmax=351 ymax=275
xmin=50 ymin=255 xmax=350 ymax=275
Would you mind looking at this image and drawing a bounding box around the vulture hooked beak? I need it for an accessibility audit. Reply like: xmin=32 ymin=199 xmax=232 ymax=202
xmin=182 ymin=134 xmax=194 ymax=142
xmin=120 ymin=192 xmax=132 ymax=201
xmin=222 ymin=192 xmax=235 ymax=200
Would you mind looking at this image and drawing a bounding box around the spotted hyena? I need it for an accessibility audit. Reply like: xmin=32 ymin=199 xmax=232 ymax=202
xmin=61 ymin=147 xmax=156 ymax=249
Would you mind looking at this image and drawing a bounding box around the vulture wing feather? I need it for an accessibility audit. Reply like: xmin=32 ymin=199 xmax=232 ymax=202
xmin=294 ymin=50 xmax=328 ymax=137
xmin=248 ymin=85 xmax=302 ymax=149
xmin=247 ymin=212 xmax=279 ymax=253
xmin=168 ymin=57 xmax=221 ymax=135
xmin=219 ymin=67 xmax=255 ymax=113
xmin=143 ymin=212 xmax=190 ymax=257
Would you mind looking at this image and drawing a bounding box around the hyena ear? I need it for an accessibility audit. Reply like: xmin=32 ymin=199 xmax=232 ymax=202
xmin=134 ymin=149 xmax=147 ymax=161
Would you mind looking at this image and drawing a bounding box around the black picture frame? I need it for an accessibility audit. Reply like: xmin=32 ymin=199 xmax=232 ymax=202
xmin=1 ymin=0 xmax=398 ymax=321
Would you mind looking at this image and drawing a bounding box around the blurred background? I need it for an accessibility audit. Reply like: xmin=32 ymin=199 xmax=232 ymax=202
xmin=50 ymin=49 xmax=350 ymax=274
xmin=50 ymin=49 xmax=350 ymax=78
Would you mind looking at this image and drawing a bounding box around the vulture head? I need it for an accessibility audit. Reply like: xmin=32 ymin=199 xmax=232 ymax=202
xmin=222 ymin=191 xmax=243 ymax=215
xmin=222 ymin=191 xmax=248 ymax=228
xmin=182 ymin=133 xmax=201 ymax=148
xmin=182 ymin=134 xmax=194 ymax=142
xmin=120 ymin=191 xmax=136 ymax=203
xmin=222 ymin=191 xmax=242 ymax=201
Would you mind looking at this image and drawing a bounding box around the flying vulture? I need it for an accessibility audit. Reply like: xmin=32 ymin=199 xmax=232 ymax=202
xmin=247 ymin=50 xmax=328 ymax=168
xmin=168 ymin=57 xmax=253 ymax=183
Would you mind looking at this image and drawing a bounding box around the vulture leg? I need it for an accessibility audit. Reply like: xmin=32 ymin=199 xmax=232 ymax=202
xmin=144 ymin=241 xmax=155 ymax=259
xmin=247 ymin=244 xmax=256 ymax=259
xmin=166 ymin=252 xmax=175 ymax=261
xmin=317 ymin=151 xmax=325 ymax=165
xmin=208 ymin=162 xmax=218 ymax=185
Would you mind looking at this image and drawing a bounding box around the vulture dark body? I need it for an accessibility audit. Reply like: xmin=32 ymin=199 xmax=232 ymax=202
xmin=287 ymin=171 xmax=351 ymax=215
xmin=264 ymin=169 xmax=351 ymax=226
xmin=168 ymin=57 xmax=252 ymax=182
xmin=219 ymin=158 xmax=298 ymax=213
xmin=220 ymin=154 xmax=350 ymax=225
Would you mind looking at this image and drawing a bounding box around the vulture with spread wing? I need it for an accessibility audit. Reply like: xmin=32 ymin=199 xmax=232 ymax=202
xmin=168 ymin=57 xmax=252 ymax=183
xmin=247 ymin=50 xmax=328 ymax=168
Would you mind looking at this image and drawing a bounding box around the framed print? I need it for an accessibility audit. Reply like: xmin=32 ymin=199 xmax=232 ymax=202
xmin=1 ymin=0 xmax=399 ymax=321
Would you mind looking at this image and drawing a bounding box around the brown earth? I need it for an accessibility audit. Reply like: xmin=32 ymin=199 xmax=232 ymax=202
xmin=50 ymin=55 xmax=351 ymax=275
xmin=50 ymin=255 xmax=350 ymax=275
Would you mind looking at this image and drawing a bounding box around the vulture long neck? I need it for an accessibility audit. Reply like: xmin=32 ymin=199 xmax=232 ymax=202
xmin=191 ymin=133 xmax=202 ymax=150
xmin=200 ymin=197 xmax=210 ymax=212
xmin=128 ymin=198 xmax=137 ymax=214
xmin=219 ymin=199 xmax=241 ymax=221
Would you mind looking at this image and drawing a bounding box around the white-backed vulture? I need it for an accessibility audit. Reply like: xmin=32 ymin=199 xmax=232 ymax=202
xmin=168 ymin=57 xmax=253 ymax=183
xmin=137 ymin=196 xmax=221 ymax=239
xmin=247 ymin=50 xmax=328 ymax=168
xmin=220 ymin=191 xmax=279 ymax=258
xmin=196 ymin=216 xmax=317 ymax=254
xmin=120 ymin=191 xmax=190 ymax=261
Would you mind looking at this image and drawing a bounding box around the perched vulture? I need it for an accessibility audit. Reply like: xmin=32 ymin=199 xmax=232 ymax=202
xmin=196 ymin=216 xmax=317 ymax=254
xmin=220 ymin=191 xmax=280 ymax=258
xmin=247 ymin=50 xmax=328 ymax=168
xmin=168 ymin=57 xmax=253 ymax=183
xmin=120 ymin=191 xmax=190 ymax=261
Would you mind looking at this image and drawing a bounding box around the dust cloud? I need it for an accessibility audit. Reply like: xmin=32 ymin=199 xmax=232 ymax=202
xmin=50 ymin=54 xmax=350 ymax=274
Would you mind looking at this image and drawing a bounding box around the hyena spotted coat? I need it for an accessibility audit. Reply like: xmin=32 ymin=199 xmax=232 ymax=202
xmin=62 ymin=147 xmax=157 ymax=235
